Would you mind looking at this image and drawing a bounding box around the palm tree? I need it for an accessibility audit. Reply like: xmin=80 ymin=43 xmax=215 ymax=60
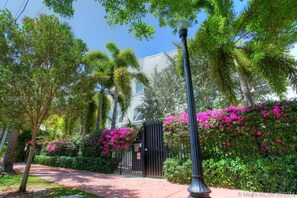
xmin=105 ymin=42 xmax=149 ymax=129
xmin=187 ymin=2 xmax=297 ymax=106
xmin=83 ymin=51 xmax=113 ymax=131
xmin=84 ymin=42 xmax=149 ymax=129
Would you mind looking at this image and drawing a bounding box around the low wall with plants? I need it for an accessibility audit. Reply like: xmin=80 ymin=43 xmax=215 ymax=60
xmin=163 ymin=100 xmax=297 ymax=193
xmin=34 ymin=155 xmax=119 ymax=173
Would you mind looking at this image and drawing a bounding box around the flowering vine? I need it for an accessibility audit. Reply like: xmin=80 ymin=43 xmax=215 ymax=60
xmin=163 ymin=100 xmax=296 ymax=158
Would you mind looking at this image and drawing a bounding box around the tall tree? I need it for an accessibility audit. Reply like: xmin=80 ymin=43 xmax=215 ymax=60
xmin=108 ymin=42 xmax=149 ymax=129
xmin=87 ymin=43 xmax=149 ymax=129
xmin=0 ymin=11 xmax=87 ymax=191
xmin=188 ymin=1 xmax=297 ymax=105
xmin=0 ymin=10 xmax=30 ymax=174
xmin=83 ymin=51 xmax=113 ymax=131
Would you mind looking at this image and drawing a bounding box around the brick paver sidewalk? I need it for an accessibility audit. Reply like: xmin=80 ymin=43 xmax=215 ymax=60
xmin=14 ymin=164 xmax=297 ymax=198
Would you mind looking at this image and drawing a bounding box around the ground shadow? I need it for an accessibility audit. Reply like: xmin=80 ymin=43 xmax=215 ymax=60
xmin=14 ymin=164 xmax=115 ymax=184
xmin=0 ymin=186 xmax=101 ymax=198
xmin=77 ymin=184 xmax=140 ymax=198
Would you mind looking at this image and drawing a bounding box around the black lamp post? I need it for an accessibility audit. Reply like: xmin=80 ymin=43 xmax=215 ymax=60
xmin=177 ymin=20 xmax=211 ymax=198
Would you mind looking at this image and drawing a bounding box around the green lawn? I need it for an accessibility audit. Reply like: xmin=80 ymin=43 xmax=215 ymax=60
xmin=0 ymin=174 xmax=102 ymax=197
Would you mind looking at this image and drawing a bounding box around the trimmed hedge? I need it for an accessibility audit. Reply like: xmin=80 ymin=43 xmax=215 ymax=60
xmin=163 ymin=156 xmax=297 ymax=194
xmin=34 ymin=155 xmax=119 ymax=174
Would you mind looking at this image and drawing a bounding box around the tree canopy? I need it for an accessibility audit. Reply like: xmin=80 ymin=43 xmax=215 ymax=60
xmin=188 ymin=0 xmax=297 ymax=105
xmin=43 ymin=0 xmax=297 ymax=40
xmin=0 ymin=10 xmax=87 ymax=191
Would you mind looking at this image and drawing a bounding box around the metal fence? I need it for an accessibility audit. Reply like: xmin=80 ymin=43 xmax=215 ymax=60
xmin=115 ymin=147 xmax=142 ymax=176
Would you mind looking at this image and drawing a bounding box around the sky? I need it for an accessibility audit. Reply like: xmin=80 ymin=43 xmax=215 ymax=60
xmin=0 ymin=0 xmax=204 ymax=58
xmin=0 ymin=0 xmax=296 ymax=59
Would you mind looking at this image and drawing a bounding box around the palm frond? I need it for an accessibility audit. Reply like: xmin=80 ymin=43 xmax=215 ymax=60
xmin=83 ymin=51 xmax=112 ymax=73
xmin=131 ymin=72 xmax=149 ymax=86
xmin=117 ymin=92 xmax=132 ymax=114
xmin=106 ymin=42 xmax=120 ymax=60
xmin=84 ymin=99 xmax=97 ymax=134
xmin=84 ymin=50 xmax=109 ymax=63
xmin=114 ymin=67 xmax=132 ymax=96
xmin=118 ymin=49 xmax=140 ymax=70
xmin=100 ymin=92 xmax=111 ymax=129
xmin=256 ymin=53 xmax=295 ymax=96
xmin=234 ymin=49 xmax=253 ymax=78
xmin=210 ymin=47 xmax=238 ymax=105
xmin=92 ymin=71 xmax=110 ymax=85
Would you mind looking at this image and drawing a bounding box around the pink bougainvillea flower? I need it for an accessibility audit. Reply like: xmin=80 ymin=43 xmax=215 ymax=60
xmin=261 ymin=110 xmax=269 ymax=118
xmin=226 ymin=142 xmax=232 ymax=147
xmin=275 ymin=138 xmax=282 ymax=143
xmin=257 ymin=131 xmax=262 ymax=136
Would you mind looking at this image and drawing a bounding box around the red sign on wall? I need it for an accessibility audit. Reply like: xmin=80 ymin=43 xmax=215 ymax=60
xmin=137 ymin=152 xmax=141 ymax=160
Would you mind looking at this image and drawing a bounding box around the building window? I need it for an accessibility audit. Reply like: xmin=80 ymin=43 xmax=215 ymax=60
xmin=116 ymin=109 xmax=123 ymax=123
xmin=135 ymin=82 xmax=143 ymax=94
xmin=133 ymin=107 xmax=143 ymax=122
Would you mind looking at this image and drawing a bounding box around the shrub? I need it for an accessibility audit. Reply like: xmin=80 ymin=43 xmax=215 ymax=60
xmin=45 ymin=137 xmax=80 ymax=157
xmin=80 ymin=128 xmax=136 ymax=157
xmin=100 ymin=128 xmax=137 ymax=156
xmin=81 ymin=133 xmax=102 ymax=157
xmin=33 ymin=155 xmax=119 ymax=174
xmin=163 ymin=156 xmax=297 ymax=194
xmin=163 ymin=158 xmax=192 ymax=184
xmin=164 ymin=100 xmax=297 ymax=159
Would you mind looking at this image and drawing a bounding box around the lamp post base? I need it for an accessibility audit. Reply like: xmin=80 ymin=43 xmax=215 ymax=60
xmin=187 ymin=177 xmax=211 ymax=198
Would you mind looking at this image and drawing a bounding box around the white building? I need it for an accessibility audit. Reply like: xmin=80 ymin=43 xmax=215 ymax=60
xmin=107 ymin=49 xmax=178 ymax=128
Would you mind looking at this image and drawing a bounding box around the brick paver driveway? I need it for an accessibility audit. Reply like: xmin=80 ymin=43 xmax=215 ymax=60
xmin=14 ymin=164 xmax=297 ymax=198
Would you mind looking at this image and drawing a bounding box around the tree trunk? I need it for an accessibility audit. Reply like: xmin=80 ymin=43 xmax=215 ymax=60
xmin=96 ymin=90 xmax=103 ymax=131
xmin=3 ymin=129 xmax=20 ymax=174
xmin=236 ymin=67 xmax=255 ymax=106
xmin=111 ymin=87 xmax=119 ymax=129
xmin=19 ymin=126 xmax=38 ymax=192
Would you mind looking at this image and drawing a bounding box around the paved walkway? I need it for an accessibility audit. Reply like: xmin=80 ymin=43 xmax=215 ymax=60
xmin=14 ymin=164 xmax=297 ymax=198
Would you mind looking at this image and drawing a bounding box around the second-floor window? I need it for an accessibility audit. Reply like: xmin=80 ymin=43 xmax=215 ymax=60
xmin=135 ymin=82 xmax=143 ymax=94
xmin=133 ymin=107 xmax=143 ymax=122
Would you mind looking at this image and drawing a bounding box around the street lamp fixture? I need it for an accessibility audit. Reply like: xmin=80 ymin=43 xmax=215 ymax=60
xmin=177 ymin=20 xmax=211 ymax=198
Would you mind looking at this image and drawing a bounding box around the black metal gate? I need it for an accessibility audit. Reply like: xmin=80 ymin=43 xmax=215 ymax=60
xmin=117 ymin=130 xmax=143 ymax=175
xmin=116 ymin=121 xmax=167 ymax=177
xmin=142 ymin=121 xmax=167 ymax=177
